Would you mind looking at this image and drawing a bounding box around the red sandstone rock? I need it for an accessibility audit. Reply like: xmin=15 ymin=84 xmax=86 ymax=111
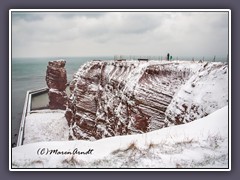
xmin=46 ymin=60 xmax=68 ymax=110
xmin=65 ymin=60 xmax=228 ymax=141
xmin=46 ymin=61 xmax=67 ymax=91
xmin=48 ymin=90 xmax=68 ymax=110
xmin=65 ymin=60 xmax=193 ymax=140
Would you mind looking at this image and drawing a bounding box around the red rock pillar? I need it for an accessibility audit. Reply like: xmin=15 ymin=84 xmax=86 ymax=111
xmin=46 ymin=60 xmax=68 ymax=110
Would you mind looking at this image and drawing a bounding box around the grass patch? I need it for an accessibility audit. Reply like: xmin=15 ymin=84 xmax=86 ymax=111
xmin=62 ymin=155 xmax=83 ymax=167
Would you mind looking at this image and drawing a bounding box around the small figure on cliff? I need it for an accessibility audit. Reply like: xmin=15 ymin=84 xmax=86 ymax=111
xmin=170 ymin=56 xmax=173 ymax=61
xmin=167 ymin=53 xmax=170 ymax=61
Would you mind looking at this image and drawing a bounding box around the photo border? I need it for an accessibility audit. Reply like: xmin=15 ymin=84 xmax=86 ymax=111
xmin=9 ymin=9 xmax=231 ymax=171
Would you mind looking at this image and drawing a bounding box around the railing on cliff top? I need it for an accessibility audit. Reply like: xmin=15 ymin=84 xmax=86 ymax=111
xmin=113 ymin=55 xmax=228 ymax=63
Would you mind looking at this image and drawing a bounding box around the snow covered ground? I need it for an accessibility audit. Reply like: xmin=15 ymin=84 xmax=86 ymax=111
xmin=12 ymin=106 xmax=229 ymax=169
xmin=24 ymin=110 xmax=69 ymax=144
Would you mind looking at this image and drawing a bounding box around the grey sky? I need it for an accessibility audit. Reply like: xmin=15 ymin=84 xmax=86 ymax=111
xmin=11 ymin=11 xmax=229 ymax=58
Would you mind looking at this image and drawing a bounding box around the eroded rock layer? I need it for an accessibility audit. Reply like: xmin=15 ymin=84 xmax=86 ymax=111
xmin=46 ymin=60 xmax=68 ymax=110
xmin=65 ymin=60 xmax=227 ymax=141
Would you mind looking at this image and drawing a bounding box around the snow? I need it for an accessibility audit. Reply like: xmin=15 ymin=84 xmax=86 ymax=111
xmin=49 ymin=88 xmax=66 ymax=94
xmin=165 ymin=62 xmax=228 ymax=123
xmin=12 ymin=106 xmax=229 ymax=168
xmin=23 ymin=110 xmax=69 ymax=145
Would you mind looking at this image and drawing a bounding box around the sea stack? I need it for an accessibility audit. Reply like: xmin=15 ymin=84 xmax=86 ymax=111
xmin=46 ymin=60 xmax=68 ymax=110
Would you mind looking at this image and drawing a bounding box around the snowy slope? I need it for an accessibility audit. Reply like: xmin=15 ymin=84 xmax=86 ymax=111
xmin=12 ymin=106 xmax=228 ymax=168
xmin=165 ymin=62 xmax=228 ymax=124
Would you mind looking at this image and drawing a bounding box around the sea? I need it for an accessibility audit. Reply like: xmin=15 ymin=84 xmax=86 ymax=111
xmin=11 ymin=55 xmax=227 ymax=147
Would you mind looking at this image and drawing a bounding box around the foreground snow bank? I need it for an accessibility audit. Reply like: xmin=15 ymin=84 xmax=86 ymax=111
xmin=12 ymin=106 xmax=228 ymax=168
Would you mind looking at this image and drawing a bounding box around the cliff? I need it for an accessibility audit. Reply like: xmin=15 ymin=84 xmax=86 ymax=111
xmin=65 ymin=60 xmax=228 ymax=141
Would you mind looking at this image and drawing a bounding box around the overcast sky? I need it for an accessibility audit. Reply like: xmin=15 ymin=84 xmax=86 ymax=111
xmin=12 ymin=11 xmax=229 ymax=58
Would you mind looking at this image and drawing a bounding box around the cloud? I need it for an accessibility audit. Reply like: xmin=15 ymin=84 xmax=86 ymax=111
xmin=11 ymin=11 xmax=229 ymax=58
xmin=12 ymin=12 xmax=44 ymax=22
xmin=58 ymin=12 xmax=106 ymax=19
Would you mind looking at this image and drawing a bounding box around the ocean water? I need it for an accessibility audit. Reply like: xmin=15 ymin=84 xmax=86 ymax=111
xmin=11 ymin=56 xmax=113 ymax=147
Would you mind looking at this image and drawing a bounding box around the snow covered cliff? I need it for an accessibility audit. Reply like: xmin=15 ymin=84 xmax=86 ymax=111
xmin=12 ymin=59 xmax=229 ymax=169
xmin=65 ymin=60 xmax=228 ymax=141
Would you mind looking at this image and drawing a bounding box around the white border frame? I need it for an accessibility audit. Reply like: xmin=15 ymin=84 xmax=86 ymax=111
xmin=9 ymin=9 xmax=231 ymax=171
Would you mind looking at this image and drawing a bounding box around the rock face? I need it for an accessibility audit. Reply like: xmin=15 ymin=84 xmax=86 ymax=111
xmin=65 ymin=60 xmax=228 ymax=141
xmin=65 ymin=61 xmax=191 ymax=140
xmin=46 ymin=60 xmax=68 ymax=110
